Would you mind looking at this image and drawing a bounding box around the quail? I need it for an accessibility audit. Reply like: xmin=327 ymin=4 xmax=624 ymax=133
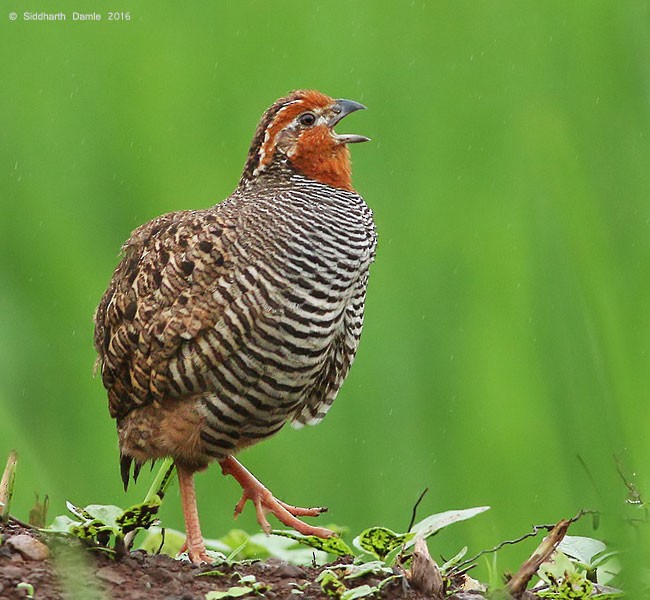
xmin=94 ymin=90 xmax=377 ymax=564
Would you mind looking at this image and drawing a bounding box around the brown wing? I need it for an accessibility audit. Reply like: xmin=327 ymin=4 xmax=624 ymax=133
xmin=94 ymin=208 xmax=242 ymax=421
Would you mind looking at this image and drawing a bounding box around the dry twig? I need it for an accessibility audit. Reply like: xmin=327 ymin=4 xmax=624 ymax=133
xmin=452 ymin=508 xmax=596 ymax=576
xmin=407 ymin=487 xmax=429 ymax=533
xmin=505 ymin=518 xmax=571 ymax=597
xmin=0 ymin=450 xmax=18 ymax=521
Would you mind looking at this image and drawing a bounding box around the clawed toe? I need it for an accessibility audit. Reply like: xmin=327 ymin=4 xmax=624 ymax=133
xmin=276 ymin=499 xmax=328 ymax=518
xmin=220 ymin=455 xmax=334 ymax=538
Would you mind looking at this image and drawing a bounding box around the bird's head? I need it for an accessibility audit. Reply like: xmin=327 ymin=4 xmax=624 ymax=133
xmin=240 ymin=90 xmax=369 ymax=191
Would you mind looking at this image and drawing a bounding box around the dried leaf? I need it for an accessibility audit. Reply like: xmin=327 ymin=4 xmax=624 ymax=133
xmin=407 ymin=538 xmax=443 ymax=598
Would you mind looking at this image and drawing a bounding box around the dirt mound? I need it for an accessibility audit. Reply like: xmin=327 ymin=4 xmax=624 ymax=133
xmin=1 ymin=521 xmax=448 ymax=600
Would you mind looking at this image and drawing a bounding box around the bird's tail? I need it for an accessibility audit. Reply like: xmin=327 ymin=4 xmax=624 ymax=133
xmin=119 ymin=453 xmax=143 ymax=491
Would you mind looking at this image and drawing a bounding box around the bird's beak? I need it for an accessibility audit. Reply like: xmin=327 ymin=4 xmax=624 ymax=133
xmin=330 ymin=99 xmax=370 ymax=144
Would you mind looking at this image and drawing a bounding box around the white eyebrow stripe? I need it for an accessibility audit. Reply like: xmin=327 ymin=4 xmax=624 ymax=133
xmin=253 ymin=100 xmax=305 ymax=177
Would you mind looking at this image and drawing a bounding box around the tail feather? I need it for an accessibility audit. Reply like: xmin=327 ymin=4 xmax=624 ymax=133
xmin=133 ymin=461 xmax=142 ymax=484
xmin=120 ymin=454 xmax=132 ymax=491
xmin=119 ymin=454 xmax=152 ymax=491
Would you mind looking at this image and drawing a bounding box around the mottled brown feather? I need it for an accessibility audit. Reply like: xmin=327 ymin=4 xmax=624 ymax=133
xmin=94 ymin=210 xmax=239 ymax=420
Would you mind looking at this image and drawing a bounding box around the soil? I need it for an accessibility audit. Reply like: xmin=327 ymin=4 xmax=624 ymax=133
xmin=0 ymin=520 xmax=505 ymax=600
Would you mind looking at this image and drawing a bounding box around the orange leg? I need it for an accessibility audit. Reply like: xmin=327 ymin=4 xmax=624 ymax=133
xmin=176 ymin=464 xmax=212 ymax=564
xmin=219 ymin=455 xmax=334 ymax=538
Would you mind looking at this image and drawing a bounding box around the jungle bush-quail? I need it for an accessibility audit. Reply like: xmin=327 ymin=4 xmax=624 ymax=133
xmin=94 ymin=90 xmax=377 ymax=563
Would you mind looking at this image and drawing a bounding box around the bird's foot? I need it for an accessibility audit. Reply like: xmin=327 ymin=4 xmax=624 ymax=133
xmin=220 ymin=455 xmax=335 ymax=538
xmin=178 ymin=540 xmax=213 ymax=565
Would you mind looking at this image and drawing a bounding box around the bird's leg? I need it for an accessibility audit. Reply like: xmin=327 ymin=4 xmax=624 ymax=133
xmin=176 ymin=464 xmax=213 ymax=564
xmin=219 ymin=455 xmax=335 ymax=538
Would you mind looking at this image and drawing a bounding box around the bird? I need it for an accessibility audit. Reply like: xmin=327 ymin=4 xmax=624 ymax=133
xmin=93 ymin=89 xmax=377 ymax=564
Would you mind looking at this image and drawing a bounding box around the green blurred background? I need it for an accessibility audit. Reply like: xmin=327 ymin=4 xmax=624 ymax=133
xmin=2 ymin=0 xmax=649 ymax=589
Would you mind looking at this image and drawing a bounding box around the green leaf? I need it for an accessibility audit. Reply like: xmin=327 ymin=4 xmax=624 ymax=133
xmin=408 ymin=506 xmax=490 ymax=545
xmin=205 ymin=587 xmax=254 ymax=599
xmin=271 ymin=530 xmax=353 ymax=557
xmin=591 ymin=587 xmax=625 ymax=599
xmin=198 ymin=570 xmax=226 ymax=578
xmin=247 ymin=532 xmax=326 ymax=564
xmin=219 ymin=529 xmax=250 ymax=551
xmin=71 ymin=520 xmax=114 ymax=545
xmin=557 ymin=536 xmax=606 ymax=567
xmin=16 ymin=582 xmax=35 ymax=599
xmin=226 ymin=539 xmax=249 ymax=563
xmin=596 ymin=556 xmax=622 ymax=587
xmin=51 ymin=499 xmax=164 ymax=548
xmin=353 ymin=527 xmax=411 ymax=560
xmin=65 ymin=501 xmax=94 ymax=521
xmin=341 ymin=584 xmax=376 ymax=599
xmin=537 ymin=568 xmax=594 ymax=599
xmin=382 ymin=543 xmax=404 ymax=567
xmin=539 ymin=551 xmax=577 ymax=584
xmin=84 ymin=504 xmax=125 ymax=529
xmin=116 ymin=497 xmax=162 ymax=533
xmin=215 ymin=529 xmax=269 ymax=560
xmin=46 ymin=515 xmax=80 ymax=534
xmin=138 ymin=526 xmax=187 ymax=557
xmin=377 ymin=575 xmax=403 ymax=590
xmin=343 ymin=560 xmax=393 ymax=580
xmin=318 ymin=570 xmax=346 ymax=597
xmin=440 ymin=546 xmax=468 ymax=573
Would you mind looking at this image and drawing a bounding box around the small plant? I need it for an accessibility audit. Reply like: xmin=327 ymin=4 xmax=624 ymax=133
xmin=140 ymin=525 xmax=333 ymax=565
xmin=43 ymin=459 xmax=174 ymax=556
xmin=16 ymin=582 xmax=35 ymax=598
xmin=557 ymin=536 xmax=621 ymax=586
xmin=273 ymin=505 xmax=491 ymax=598
xmin=317 ymin=567 xmax=400 ymax=599
xmin=274 ymin=505 xmax=489 ymax=559
xmin=47 ymin=499 xmax=161 ymax=554
xmin=205 ymin=573 xmax=270 ymax=599
xmin=535 ymin=536 xmax=623 ymax=599
xmin=1 ymin=450 xmax=631 ymax=598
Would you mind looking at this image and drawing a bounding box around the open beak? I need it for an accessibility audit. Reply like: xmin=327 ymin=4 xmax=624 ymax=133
xmin=329 ymin=99 xmax=370 ymax=144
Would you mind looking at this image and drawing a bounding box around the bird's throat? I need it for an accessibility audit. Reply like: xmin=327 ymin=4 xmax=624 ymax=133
xmin=290 ymin=143 xmax=354 ymax=191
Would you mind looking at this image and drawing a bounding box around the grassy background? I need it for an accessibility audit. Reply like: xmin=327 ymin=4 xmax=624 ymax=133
xmin=2 ymin=0 xmax=649 ymax=589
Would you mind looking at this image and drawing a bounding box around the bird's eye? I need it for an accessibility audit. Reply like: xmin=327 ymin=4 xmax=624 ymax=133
xmin=298 ymin=112 xmax=317 ymax=127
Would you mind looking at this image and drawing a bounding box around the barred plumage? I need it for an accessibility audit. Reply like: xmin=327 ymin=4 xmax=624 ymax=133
xmin=94 ymin=90 xmax=376 ymax=563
